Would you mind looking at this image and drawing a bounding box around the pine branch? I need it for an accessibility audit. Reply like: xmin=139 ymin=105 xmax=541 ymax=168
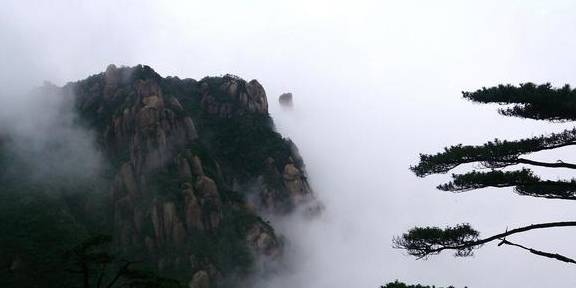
xmin=483 ymin=158 xmax=576 ymax=169
xmin=437 ymin=169 xmax=576 ymax=200
xmin=462 ymin=83 xmax=576 ymax=121
xmin=411 ymin=128 xmax=576 ymax=177
xmin=437 ymin=169 xmax=538 ymax=191
xmin=515 ymin=158 xmax=576 ymax=169
xmin=394 ymin=221 xmax=576 ymax=259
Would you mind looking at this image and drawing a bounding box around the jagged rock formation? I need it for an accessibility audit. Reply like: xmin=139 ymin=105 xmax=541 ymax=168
xmin=57 ymin=65 xmax=315 ymax=285
xmin=199 ymin=75 xmax=268 ymax=117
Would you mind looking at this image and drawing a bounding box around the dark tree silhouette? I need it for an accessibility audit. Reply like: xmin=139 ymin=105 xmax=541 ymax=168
xmin=394 ymin=83 xmax=576 ymax=263
xmin=65 ymin=235 xmax=181 ymax=288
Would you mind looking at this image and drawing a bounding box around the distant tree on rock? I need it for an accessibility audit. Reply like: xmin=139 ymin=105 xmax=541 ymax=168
xmin=394 ymin=83 xmax=576 ymax=264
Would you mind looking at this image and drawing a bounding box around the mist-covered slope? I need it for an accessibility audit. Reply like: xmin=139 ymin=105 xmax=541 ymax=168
xmin=0 ymin=65 xmax=315 ymax=287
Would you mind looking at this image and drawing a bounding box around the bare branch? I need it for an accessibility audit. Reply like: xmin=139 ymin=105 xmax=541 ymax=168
xmin=498 ymin=239 xmax=576 ymax=264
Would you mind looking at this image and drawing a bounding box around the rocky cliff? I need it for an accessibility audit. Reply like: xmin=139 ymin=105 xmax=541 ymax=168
xmin=0 ymin=65 xmax=315 ymax=287
xmin=65 ymin=65 xmax=313 ymax=286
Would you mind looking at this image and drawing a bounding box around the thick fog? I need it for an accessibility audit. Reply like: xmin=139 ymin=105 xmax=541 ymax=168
xmin=3 ymin=1 xmax=576 ymax=287
xmin=0 ymin=43 xmax=102 ymax=182
xmin=0 ymin=84 xmax=103 ymax=183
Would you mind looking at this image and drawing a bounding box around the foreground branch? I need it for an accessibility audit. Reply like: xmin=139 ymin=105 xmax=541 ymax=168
xmin=516 ymin=158 xmax=576 ymax=169
xmin=437 ymin=169 xmax=576 ymax=200
xmin=498 ymin=239 xmax=576 ymax=264
xmin=462 ymin=83 xmax=576 ymax=121
xmin=411 ymin=128 xmax=576 ymax=177
xmin=394 ymin=221 xmax=576 ymax=259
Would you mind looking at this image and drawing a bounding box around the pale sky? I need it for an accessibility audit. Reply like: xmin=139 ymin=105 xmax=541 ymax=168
xmin=2 ymin=1 xmax=576 ymax=287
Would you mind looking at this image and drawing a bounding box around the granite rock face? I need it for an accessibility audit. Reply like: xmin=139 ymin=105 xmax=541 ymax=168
xmin=199 ymin=74 xmax=268 ymax=117
xmin=63 ymin=65 xmax=317 ymax=285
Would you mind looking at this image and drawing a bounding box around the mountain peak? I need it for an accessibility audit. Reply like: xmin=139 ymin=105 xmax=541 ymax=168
xmin=0 ymin=64 xmax=316 ymax=286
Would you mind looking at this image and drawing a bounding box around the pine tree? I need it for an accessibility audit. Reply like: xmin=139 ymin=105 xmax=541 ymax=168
xmin=394 ymin=83 xmax=576 ymax=264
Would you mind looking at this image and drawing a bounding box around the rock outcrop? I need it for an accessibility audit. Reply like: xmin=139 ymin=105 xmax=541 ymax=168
xmin=279 ymin=92 xmax=293 ymax=107
xmin=62 ymin=65 xmax=316 ymax=285
xmin=199 ymin=75 xmax=268 ymax=117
